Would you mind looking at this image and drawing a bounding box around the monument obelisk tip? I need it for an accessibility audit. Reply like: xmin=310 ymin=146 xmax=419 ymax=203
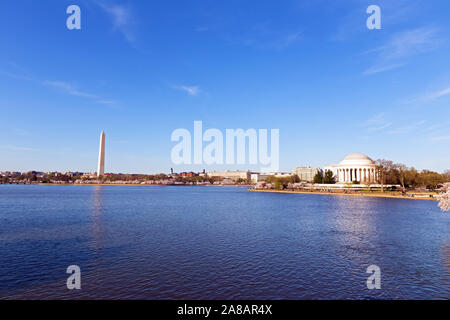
xmin=97 ymin=131 xmax=106 ymax=178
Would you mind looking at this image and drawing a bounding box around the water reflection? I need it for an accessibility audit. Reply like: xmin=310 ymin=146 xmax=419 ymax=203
xmin=442 ymin=224 xmax=450 ymax=283
xmin=91 ymin=185 xmax=104 ymax=250
xmin=332 ymin=196 xmax=378 ymax=239
xmin=329 ymin=196 xmax=382 ymax=272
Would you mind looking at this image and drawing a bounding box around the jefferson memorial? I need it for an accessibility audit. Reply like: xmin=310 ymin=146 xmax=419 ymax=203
xmin=324 ymin=153 xmax=378 ymax=183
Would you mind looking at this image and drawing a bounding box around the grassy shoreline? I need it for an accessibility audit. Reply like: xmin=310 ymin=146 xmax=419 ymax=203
xmin=249 ymin=188 xmax=438 ymax=201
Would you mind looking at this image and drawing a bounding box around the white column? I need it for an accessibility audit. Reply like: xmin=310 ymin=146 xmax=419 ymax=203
xmin=356 ymin=168 xmax=360 ymax=182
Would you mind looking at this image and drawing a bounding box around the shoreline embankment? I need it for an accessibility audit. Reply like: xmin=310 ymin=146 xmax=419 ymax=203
xmin=249 ymin=188 xmax=438 ymax=201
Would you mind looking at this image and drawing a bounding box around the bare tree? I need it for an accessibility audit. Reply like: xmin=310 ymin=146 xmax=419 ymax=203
xmin=395 ymin=163 xmax=408 ymax=189
xmin=376 ymin=159 xmax=394 ymax=193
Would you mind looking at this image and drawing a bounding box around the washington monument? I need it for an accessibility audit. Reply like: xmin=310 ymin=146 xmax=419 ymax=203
xmin=97 ymin=131 xmax=105 ymax=177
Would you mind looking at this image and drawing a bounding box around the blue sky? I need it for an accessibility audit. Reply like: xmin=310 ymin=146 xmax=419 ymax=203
xmin=0 ymin=0 xmax=449 ymax=174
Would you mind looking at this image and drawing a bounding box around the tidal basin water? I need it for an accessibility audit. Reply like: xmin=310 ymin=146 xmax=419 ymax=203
xmin=0 ymin=185 xmax=448 ymax=299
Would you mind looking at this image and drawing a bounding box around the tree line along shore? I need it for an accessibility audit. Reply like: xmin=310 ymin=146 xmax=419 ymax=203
xmin=1 ymin=161 xmax=449 ymax=191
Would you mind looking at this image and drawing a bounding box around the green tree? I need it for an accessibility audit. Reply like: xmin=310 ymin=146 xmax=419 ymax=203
xmin=323 ymin=170 xmax=335 ymax=184
xmin=313 ymin=171 xmax=323 ymax=184
xmin=274 ymin=179 xmax=281 ymax=190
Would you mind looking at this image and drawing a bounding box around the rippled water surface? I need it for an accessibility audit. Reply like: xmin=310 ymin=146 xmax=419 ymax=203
xmin=0 ymin=185 xmax=448 ymax=299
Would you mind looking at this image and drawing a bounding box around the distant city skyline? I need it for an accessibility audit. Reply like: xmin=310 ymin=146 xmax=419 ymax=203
xmin=1 ymin=1 xmax=449 ymax=173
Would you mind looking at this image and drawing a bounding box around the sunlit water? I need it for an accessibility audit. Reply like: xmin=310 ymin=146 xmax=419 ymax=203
xmin=0 ymin=185 xmax=448 ymax=299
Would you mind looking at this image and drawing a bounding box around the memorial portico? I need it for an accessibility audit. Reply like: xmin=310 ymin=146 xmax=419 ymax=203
xmin=324 ymin=153 xmax=378 ymax=183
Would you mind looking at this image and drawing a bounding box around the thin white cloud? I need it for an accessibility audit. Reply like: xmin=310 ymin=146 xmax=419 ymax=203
xmin=1 ymin=62 xmax=119 ymax=108
xmin=174 ymin=85 xmax=201 ymax=96
xmin=387 ymin=120 xmax=425 ymax=135
xmin=425 ymin=121 xmax=450 ymax=132
xmin=270 ymin=32 xmax=302 ymax=51
xmin=361 ymin=112 xmax=392 ymax=132
xmin=403 ymin=86 xmax=450 ymax=105
xmin=223 ymin=22 xmax=302 ymax=51
xmin=367 ymin=123 xmax=393 ymax=132
xmin=0 ymin=62 xmax=33 ymax=81
xmin=429 ymin=135 xmax=450 ymax=142
xmin=362 ymin=112 xmax=385 ymax=126
xmin=1 ymin=63 xmax=118 ymax=107
xmin=43 ymin=81 xmax=98 ymax=99
xmin=0 ymin=70 xmax=33 ymax=81
xmin=363 ymin=63 xmax=406 ymax=75
xmin=428 ymin=87 xmax=450 ymax=100
xmin=97 ymin=2 xmax=136 ymax=44
xmin=364 ymin=27 xmax=444 ymax=75
xmin=43 ymin=80 xmax=118 ymax=106
xmin=362 ymin=114 xmax=429 ymax=135
xmin=0 ymin=145 xmax=38 ymax=152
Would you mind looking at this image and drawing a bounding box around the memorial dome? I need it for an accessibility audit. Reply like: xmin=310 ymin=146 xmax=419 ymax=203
xmin=339 ymin=153 xmax=376 ymax=166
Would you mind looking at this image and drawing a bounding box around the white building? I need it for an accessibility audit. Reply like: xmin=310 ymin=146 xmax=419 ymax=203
xmin=324 ymin=153 xmax=378 ymax=183
xmin=291 ymin=167 xmax=321 ymax=182
xmin=252 ymin=172 xmax=291 ymax=183
xmin=207 ymin=170 xmax=252 ymax=182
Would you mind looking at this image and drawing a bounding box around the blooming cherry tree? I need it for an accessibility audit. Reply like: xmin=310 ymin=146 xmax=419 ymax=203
xmin=438 ymin=183 xmax=450 ymax=212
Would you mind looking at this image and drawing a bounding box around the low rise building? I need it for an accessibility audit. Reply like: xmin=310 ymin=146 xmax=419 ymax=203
xmin=251 ymin=172 xmax=292 ymax=183
xmin=291 ymin=167 xmax=321 ymax=182
xmin=207 ymin=170 xmax=252 ymax=182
